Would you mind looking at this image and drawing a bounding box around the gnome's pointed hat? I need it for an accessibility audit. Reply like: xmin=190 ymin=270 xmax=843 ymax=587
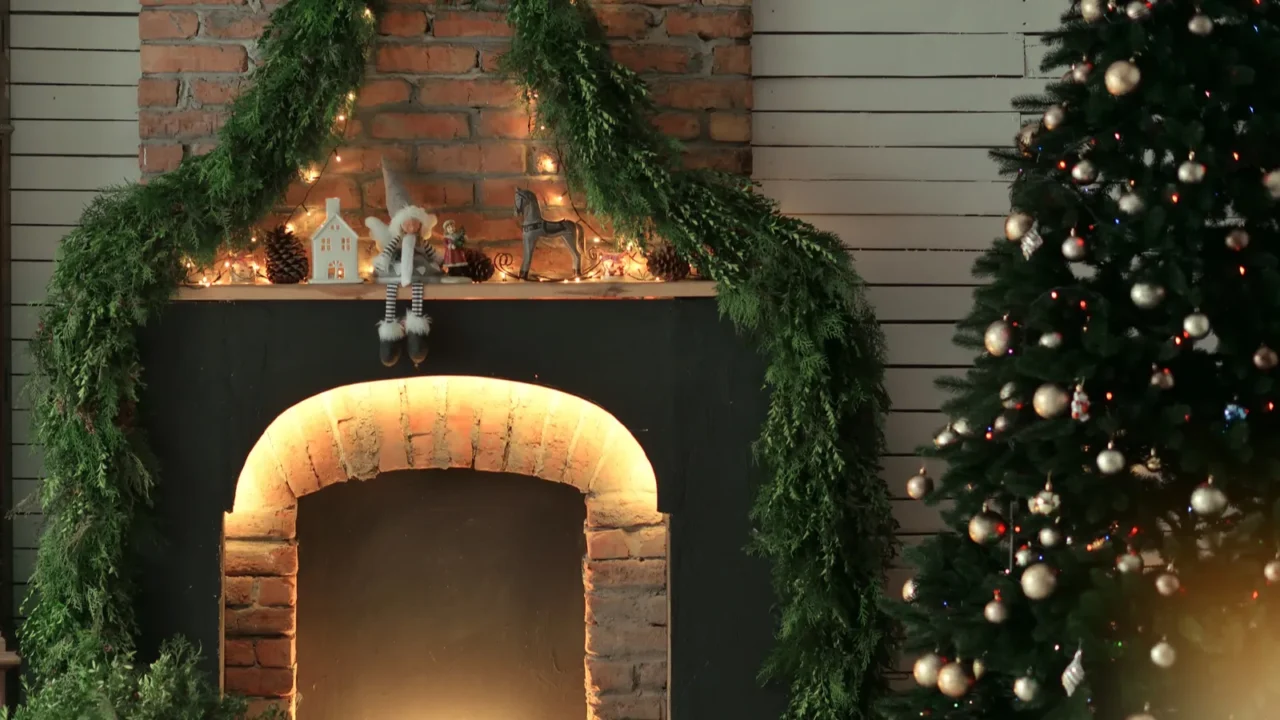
xmin=381 ymin=158 xmax=436 ymax=236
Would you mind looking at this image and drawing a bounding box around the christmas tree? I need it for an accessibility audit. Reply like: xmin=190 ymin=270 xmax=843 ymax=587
xmin=881 ymin=2 xmax=1280 ymax=719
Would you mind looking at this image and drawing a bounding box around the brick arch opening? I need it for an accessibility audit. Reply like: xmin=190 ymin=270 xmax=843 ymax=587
xmin=223 ymin=376 xmax=666 ymax=719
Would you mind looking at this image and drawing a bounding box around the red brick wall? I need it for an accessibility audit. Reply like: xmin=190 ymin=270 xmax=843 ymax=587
xmin=139 ymin=0 xmax=752 ymax=273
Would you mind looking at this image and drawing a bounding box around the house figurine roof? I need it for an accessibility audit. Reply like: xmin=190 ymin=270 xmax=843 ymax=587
xmin=310 ymin=198 xmax=361 ymax=284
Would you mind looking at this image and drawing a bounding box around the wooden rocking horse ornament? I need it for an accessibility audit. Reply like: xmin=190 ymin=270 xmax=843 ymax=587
xmin=514 ymin=188 xmax=583 ymax=279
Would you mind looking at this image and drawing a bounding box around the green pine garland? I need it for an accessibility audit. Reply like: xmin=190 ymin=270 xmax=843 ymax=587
xmin=18 ymin=0 xmax=895 ymax=717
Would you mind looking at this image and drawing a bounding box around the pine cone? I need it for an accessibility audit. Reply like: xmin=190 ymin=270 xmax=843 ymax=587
xmin=264 ymin=225 xmax=309 ymax=284
xmin=463 ymin=248 xmax=495 ymax=282
xmin=644 ymin=242 xmax=690 ymax=282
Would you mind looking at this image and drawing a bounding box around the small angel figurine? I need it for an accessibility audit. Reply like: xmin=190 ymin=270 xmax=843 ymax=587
xmin=365 ymin=160 xmax=445 ymax=367
xmin=441 ymin=220 xmax=469 ymax=277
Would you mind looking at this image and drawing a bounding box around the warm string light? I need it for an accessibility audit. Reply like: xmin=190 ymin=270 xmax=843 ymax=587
xmin=539 ymin=155 xmax=559 ymax=173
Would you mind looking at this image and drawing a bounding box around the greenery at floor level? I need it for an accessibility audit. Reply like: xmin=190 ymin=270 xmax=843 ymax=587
xmin=18 ymin=0 xmax=895 ymax=717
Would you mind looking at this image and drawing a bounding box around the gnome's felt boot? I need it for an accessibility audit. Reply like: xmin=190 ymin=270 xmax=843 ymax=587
xmin=405 ymin=312 xmax=431 ymax=367
xmin=378 ymin=319 xmax=405 ymax=367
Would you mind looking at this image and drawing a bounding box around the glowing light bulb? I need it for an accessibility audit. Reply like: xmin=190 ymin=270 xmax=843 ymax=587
xmin=286 ymin=223 xmax=296 ymax=233
xmin=348 ymin=92 xmax=357 ymax=101
xmin=539 ymin=156 xmax=558 ymax=173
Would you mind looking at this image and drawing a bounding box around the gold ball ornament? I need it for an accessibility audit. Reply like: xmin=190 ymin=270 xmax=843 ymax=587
xmin=1042 ymin=105 xmax=1066 ymax=131
xmin=1264 ymin=559 xmax=1280 ymax=584
xmin=984 ymin=597 xmax=1010 ymax=623
xmin=1017 ymin=122 xmax=1038 ymax=153
xmin=1039 ymin=332 xmax=1064 ymax=349
xmin=1188 ymin=13 xmax=1214 ymax=36
xmin=969 ymin=510 xmax=1009 ymax=545
xmin=1125 ymin=1 xmax=1150 ymax=19
xmin=1150 ymin=367 xmax=1175 ymax=390
xmin=953 ymin=417 xmax=976 ymax=437
xmin=1069 ymin=63 xmax=1092 ymax=83
xmin=1005 ymin=213 xmax=1034 ymax=241
xmin=937 ymin=662 xmax=973 ymax=698
xmin=1265 ymin=170 xmax=1280 ymax=199
xmin=1150 ymin=640 xmax=1177 ymax=669
xmin=1119 ymin=192 xmax=1145 ymax=215
xmin=1183 ymin=312 xmax=1211 ymax=339
xmin=1226 ymin=228 xmax=1250 ymax=251
xmin=1105 ymin=60 xmax=1142 ymax=96
xmin=1013 ymin=676 xmax=1041 ymax=702
xmin=913 ymin=653 xmax=944 ymax=687
xmin=1071 ymin=159 xmax=1099 ymax=184
xmin=1190 ymin=482 xmax=1228 ymax=516
xmin=1000 ymin=382 xmax=1020 ymax=409
xmin=902 ymin=577 xmax=919 ymax=602
xmin=1029 ymin=485 xmax=1061 ymax=516
xmin=1062 ymin=235 xmax=1087 ymax=261
xmin=1115 ymin=551 xmax=1143 ymax=574
xmin=1097 ymin=446 xmax=1126 ymax=475
xmin=985 ymin=320 xmax=1013 ymax=356
xmin=1255 ymin=345 xmax=1278 ymax=371
xmin=1039 ymin=526 xmax=1063 ymax=547
xmin=1021 ymin=563 xmax=1057 ymax=600
xmin=1081 ymin=0 xmax=1106 ymax=22
xmin=972 ymin=658 xmax=987 ymax=680
xmin=1033 ymin=384 xmax=1069 ymax=418
xmin=1155 ymin=569 xmax=1180 ymax=596
xmin=1177 ymin=159 xmax=1207 ymax=184
xmin=1130 ymin=282 xmax=1166 ymax=309
xmin=907 ymin=471 xmax=934 ymax=500
xmin=1127 ymin=714 xmax=1157 ymax=720
xmin=934 ymin=426 xmax=959 ymax=449
xmin=993 ymin=411 xmax=1016 ymax=434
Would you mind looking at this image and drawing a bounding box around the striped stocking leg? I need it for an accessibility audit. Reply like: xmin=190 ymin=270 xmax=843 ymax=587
xmin=405 ymin=282 xmax=432 ymax=366
xmin=377 ymin=283 xmax=404 ymax=367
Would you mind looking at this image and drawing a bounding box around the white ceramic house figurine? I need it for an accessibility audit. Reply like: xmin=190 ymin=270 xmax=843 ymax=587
xmin=310 ymin=198 xmax=361 ymax=283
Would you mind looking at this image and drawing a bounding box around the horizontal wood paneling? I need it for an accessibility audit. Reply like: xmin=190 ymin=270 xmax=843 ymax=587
xmin=755 ymin=78 xmax=1046 ymax=112
xmin=13 ymin=120 xmax=140 ymax=156
xmin=11 ymin=262 xmax=56 ymax=306
xmin=886 ymin=412 xmax=945 ymax=456
xmin=852 ymin=250 xmax=982 ymax=285
xmin=11 ymin=446 xmax=42 ymax=482
xmin=13 ymin=0 xmax=140 ymax=10
xmin=12 ymin=49 xmax=141 ymax=85
xmin=12 ymin=191 xmax=99 ymax=226
xmin=13 ymin=157 xmax=139 ymax=190
xmin=12 ymin=227 xmax=70 ymax=261
xmin=11 ymin=342 xmax=34 ymax=375
xmin=885 ymin=368 xmax=956 ymax=412
xmin=754 ymin=34 xmax=1025 ymax=78
xmin=11 ymin=306 xmax=41 ymax=341
xmin=756 ymin=147 xmax=999 ymax=182
xmin=12 ymin=15 xmax=140 ymax=51
xmin=806 ymin=216 xmax=999 ymax=251
xmin=12 ymin=85 xmax=138 ymax=121
xmin=754 ymin=112 xmax=1018 ymax=148
xmin=758 ymin=180 xmax=1008 ymax=216
xmin=883 ymin=324 xmax=970 ymax=366
xmin=755 ymin=0 xmax=1062 ymax=33
xmin=864 ymin=287 xmax=974 ymax=322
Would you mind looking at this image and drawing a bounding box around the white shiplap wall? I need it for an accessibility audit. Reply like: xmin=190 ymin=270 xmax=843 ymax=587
xmin=752 ymin=0 xmax=1056 ymax=584
xmin=8 ymin=0 xmax=142 ymax=615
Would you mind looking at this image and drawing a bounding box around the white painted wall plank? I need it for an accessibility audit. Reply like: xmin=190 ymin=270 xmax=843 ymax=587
xmin=754 ymin=35 xmax=1026 ymax=78
xmin=11 ymin=307 xmax=40 ymax=341
xmin=886 ymin=412 xmax=946 ymax=455
xmin=883 ymin=325 xmax=971 ymax=366
xmin=11 ymin=413 xmax=31 ymax=446
xmin=852 ymin=250 xmax=982 ymax=286
xmin=754 ymin=112 xmax=1018 ymax=148
xmin=885 ymin=368 xmax=954 ymax=411
xmin=11 ymin=343 xmax=34 ymax=375
xmin=11 ymin=262 xmax=56 ymax=306
xmin=12 ymin=121 xmax=139 ymax=156
xmin=13 ymin=157 xmax=140 ymax=191
xmin=756 ymin=148 xmax=999 ymax=182
xmin=12 ymin=15 xmax=141 ymax=51
xmin=759 ymin=180 xmax=1008 ymax=216
xmin=12 ymin=50 xmax=141 ymax=85
xmin=13 ymin=0 xmax=140 ymax=10
xmin=12 ymin=191 xmax=99 ymax=226
xmin=756 ymin=78 xmax=1046 ymax=113
xmin=12 ymin=447 xmax=43 ymax=481
xmin=806 ymin=216 xmax=1000 ymax=250
xmin=12 ymin=85 xmax=139 ymax=121
xmin=755 ymin=0 xmax=1062 ymax=33
xmin=865 ymin=287 xmax=974 ymax=323
xmin=13 ymin=227 xmax=71 ymax=262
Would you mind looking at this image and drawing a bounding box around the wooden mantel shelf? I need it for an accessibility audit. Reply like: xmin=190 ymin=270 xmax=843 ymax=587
xmin=173 ymin=280 xmax=717 ymax=301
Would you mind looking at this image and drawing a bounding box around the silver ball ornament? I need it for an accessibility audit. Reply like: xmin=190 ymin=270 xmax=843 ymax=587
xmin=1150 ymin=367 xmax=1175 ymax=390
xmin=952 ymin=417 xmax=976 ymax=437
xmin=1005 ymin=213 xmax=1034 ymax=241
xmin=1081 ymin=0 xmax=1105 ymax=22
xmin=985 ymin=320 xmax=1012 ymax=356
xmin=993 ymin=411 xmax=1016 ymax=433
xmin=1130 ymin=282 xmax=1166 ymax=309
xmin=1178 ymin=160 xmax=1207 ymax=184
xmin=1226 ymin=228 xmax=1250 ymax=251
xmin=1125 ymin=1 xmax=1149 ymax=19
xmin=1097 ymin=447 xmax=1126 ymax=475
xmin=1265 ymin=170 xmax=1280 ymax=200
xmin=1071 ymin=159 xmax=1098 ymax=184
xmin=1115 ymin=551 xmax=1143 ymax=574
xmin=1069 ymin=63 xmax=1092 ymax=83
xmin=902 ymin=577 xmax=919 ymax=603
xmin=1039 ymin=332 xmax=1064 ymax=349
xmin=1264 ymin=560 xmax=1280 ymax=584
xmin=972 ymin=658 xmax=987 ymax=680
xmin=1042 ymin=105 xmax=1065 ymax=131
xmin=1188 ymin=13 xmax=1214 ymax=36
xmin=1183 ymin=312 xmax=1211 ymax=340
xmin=1155 ymin=571 xmax=1180 ymax=596
xmin=1013 ymin=676 xmax=1041 ymax=702
xmin=907 ymin=471 xmax=934 ymax=500
xmin=1033 ymin=384 xmax=1069 ymax=419
xmin=969 ymin=510 xmax=1008 ymax=545
xmin=1190 ymin=482 xmax=1228 ymax=516
xmin=934 ymin=426 xmax=959 ymax=449
xmin=1039 ymin=526 xmax=1063 ymax=547
xmin=1017 ymin=122 xmax=1038 ymax=152
xmin=1150 ymin=640 xmax=1177 ymax=669
xmin=1062 ymin=235 xmax=1087 ymax=261
xmin=1016 ymin=546 xmax=1036 ymax=567
xmin=1021 ymin=563 xmax=1057 ymax=600
xmin=1255 ymin=345 xmax=1278 ymax=371
xmin=1105 ymin=60 xmax=1142 ymax=96
xmin=937 ymin=662 xmax=973 ymax=698
xmin=913 ymin=653 xmax=944 ymax=687
xmin=1119 ymin=192 xmax=1145 ymax=215
xmin=984 ymin=598 xmax=1010 ymax=623
xmin=1000 ymin=382 xmax=1020 ymax=409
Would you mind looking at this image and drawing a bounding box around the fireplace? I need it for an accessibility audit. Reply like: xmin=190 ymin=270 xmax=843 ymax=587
xmin=222 ymin=376 xmax=669 ymax=719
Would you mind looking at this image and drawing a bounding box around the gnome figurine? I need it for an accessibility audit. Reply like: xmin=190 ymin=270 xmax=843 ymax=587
xmin=365 ymin=160 xmax=444 ymax=367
